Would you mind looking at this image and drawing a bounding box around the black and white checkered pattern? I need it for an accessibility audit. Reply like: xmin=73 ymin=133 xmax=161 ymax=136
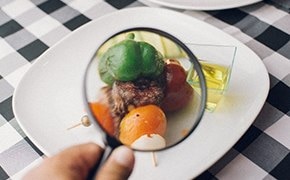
xmin=0 ymin=0 xmax=289 ymax=179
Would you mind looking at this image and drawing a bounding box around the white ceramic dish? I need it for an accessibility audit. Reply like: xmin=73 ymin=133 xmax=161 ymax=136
xmin=13 ymin=7 xmax=269 ymax=179
xmin=140 ymin=0 xmax=262 ymax=10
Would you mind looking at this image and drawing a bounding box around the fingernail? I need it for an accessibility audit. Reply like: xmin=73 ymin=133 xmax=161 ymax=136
xmin=112 ymin=146 xmax=134 ymax=169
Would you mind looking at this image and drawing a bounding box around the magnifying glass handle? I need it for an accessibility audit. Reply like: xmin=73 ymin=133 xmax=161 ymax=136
xmin=86 ymin=135 xmax=122 ymax=180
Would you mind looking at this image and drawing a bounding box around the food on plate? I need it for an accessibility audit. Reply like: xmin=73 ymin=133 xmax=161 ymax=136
xmin=110 ymin=77 xmax=165 ymax=118
xmin=98 ymin=33 xmax=164 ymax=85
xmin=119 ymin=105 xmax=167 ymax=145
xmin=89 ymin=102 xmax=115 ymax=136
xmin=131 ymin=134 xmax=166 ymax=150
xmin=91 ymin=33 xmax=194 ymax=149
xmin=161 ymin=59 xmax=193 ymax=112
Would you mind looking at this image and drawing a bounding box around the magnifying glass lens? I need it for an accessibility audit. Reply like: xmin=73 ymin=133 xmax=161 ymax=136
xmin=85 ymin=28 xmax=206 ymax=151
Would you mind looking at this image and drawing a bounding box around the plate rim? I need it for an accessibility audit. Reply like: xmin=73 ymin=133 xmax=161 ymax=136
xmin=141 ymin=0 xmax=262 ymax=10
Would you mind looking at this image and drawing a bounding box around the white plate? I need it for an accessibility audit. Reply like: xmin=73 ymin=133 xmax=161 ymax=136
xmin=13 ymin=7 xmax=269 ymax=179
xmin=140 ymin=0 xmax=262 ymax=10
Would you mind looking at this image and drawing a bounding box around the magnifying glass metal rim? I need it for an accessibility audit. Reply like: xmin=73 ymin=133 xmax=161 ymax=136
xmin=83 ymin=27 xmax=207 ymax=152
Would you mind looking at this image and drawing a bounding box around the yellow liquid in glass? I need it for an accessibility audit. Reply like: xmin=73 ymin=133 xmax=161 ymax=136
xmin=188 ymin=61 xmax=231 ymax=111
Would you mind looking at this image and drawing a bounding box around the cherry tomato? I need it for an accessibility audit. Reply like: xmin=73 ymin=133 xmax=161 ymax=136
xmin=161 ymin=82 xmax=193 ymax=112
xmin=161 ymin=60 xmax=193 ymax=112
xmin=164 ymin=59 xmax=187 ymax=92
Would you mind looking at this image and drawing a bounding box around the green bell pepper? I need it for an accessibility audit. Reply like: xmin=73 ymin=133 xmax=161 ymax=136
xmin=98 ymin=33 xmax=164 ymax=85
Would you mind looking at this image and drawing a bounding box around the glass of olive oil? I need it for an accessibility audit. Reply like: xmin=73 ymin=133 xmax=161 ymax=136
xmin=186 ymin=44 xmax=237 ymax=112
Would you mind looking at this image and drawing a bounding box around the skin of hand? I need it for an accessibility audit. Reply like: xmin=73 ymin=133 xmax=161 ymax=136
xmin=23 ymin=143 xmax=135 ymax=180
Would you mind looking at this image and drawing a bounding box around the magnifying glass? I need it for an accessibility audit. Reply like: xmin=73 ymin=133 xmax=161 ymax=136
xmin=83 ymin=27 xmax=206 ymax=176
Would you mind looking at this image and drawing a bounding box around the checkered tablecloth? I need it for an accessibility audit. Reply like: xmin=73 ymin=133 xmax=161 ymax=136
xmin=0 ymin=0 xmax=289 ymax=179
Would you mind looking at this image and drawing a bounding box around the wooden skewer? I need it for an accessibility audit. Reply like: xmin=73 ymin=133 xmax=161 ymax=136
xmin=67 ymin=115 xmax=91 ymax=130
xmin=181 ymin=128 xmax=189 ymax=137
xmin=67 ymin=123 xmax=82 ymax=130
xmin=151 ymin=152 xmax=158 ymax=167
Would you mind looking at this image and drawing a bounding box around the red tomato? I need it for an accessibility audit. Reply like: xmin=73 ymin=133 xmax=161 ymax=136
xmin=164 ymin=61 xmax=187 ymax=92
xmin=161 ymin=60 xmax=193 ymax=112
xmin=161 ymin=82 xmax=193 ymax=112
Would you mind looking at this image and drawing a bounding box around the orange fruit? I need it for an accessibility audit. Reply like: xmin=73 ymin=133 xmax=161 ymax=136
xmin=89 ymin=102 xmax=115 ymax=136
xmin=119 ymin=105 xmax=167 ymax=145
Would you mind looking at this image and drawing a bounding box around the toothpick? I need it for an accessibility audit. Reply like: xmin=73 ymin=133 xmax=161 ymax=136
xmin=181 ymin=128 xmax=189 ymax=137
xmin=67 ymin=123 xmax=82 ymax=130
xmin=151 ymin=152 xmax=158 ymax=167
xmin=66 ymin=115 xmax=91 ymax=130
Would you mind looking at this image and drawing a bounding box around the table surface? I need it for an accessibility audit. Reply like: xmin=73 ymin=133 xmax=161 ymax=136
xmin=0 ymin=0 xmax=289 ymax=179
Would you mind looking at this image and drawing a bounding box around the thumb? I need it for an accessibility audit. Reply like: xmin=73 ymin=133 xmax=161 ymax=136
xmin=96 ymin=146 xmax=135 ymax=180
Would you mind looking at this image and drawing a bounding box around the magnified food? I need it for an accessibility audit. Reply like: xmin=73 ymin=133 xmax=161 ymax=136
xmin=85 ymin=29 xmax=205 ymax=151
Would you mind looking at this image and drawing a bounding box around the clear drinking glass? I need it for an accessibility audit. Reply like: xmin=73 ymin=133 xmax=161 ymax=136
xmin=186 ymin=44 xmax=237 ymax=112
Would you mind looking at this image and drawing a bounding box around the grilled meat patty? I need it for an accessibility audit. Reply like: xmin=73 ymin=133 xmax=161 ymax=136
xmin=111 ymin=77 xmax=165 ymax=118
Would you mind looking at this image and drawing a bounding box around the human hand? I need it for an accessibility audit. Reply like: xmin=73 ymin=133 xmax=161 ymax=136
xmin=23 ymin=143 xmax=135 ymax=180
